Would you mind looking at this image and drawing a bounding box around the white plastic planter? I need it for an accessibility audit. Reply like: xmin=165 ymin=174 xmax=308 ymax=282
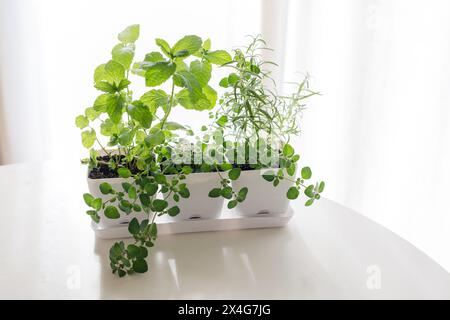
xmin=232 ymin=168 xmax=294 ymax=216
xmin=166 ymin=172 xmax=224 ymax=220
xmin=87 ymin=176 xmax=142 ymax=228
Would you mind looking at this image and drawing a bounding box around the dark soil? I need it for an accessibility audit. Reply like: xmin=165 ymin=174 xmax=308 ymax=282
xmin=88 ymin=156 xmax=141 ymax=179
xmin=87 ymin=156 xmax=277 ymax=179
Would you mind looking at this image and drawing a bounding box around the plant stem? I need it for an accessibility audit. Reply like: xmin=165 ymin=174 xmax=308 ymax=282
xmin=160 ymin=80 xmax=175 ymax=129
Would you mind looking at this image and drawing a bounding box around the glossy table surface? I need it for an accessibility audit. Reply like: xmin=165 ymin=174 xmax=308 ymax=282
xmin=0 ymin=161 xmax=449 ymax=299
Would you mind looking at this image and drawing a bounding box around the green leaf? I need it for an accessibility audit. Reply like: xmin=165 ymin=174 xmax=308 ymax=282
xmin=127 ymin=244 xmax=140 ymax=258
xmin=237 ymin=187 xmax=248 ymax=202
xmin=127 ymin=102 xmax=153 ymax=128
xmin=144 ymin=52 xmax=164 ymax=62
xmin=118 ymin=129 xmax=134 ymax=146
xmin=83 ymin=193 xmax=94 ymax=207
xmin=118 ymin=24 xmax=140 ymax=43
xmin=221 ymin=186 xmax=233 ymax=199
xmin=172 ymin=35 xmax=202 ymax=57
xmin=178 ymin=186 xmax=190 ymax=198
xmin=301 ymin=167 xmax=312 ymax=179
xmin=262 ymin=172 xmax=275 ymax=182
xmin=100 ymin=119 xmax=122 ymax=136
xmin=203 ymin=38 xmax=211 ymax=50
xmin=104 ymin=206 xmax=120 ymax=219
xmin=304 ymin=185 xmax=315 ymax=198
xmin=319 ymin=181 xmax=325 ymax=193
xmin=189 ymin=60 xmax=211 ymax=87
xmin=228 ymin=73 xmax=239 ymax=85
xmin=305 ymin=199 xmax=314 ymax=206
xmin=206 ymin=50 xmax=232 ymax=65
xmin=228 ymin=168 xmax=241 ymax=180
xmin=128 ymin=186 xmax=137 ymax=199
xmin=220 ymin=163 xmax=233 ymax=171
xmin=133 ymin=258 xmax=148 ymax=273
xmin=182 ymin=166 xmax=193 ymax=174
xmin=128 ymin=218 xmax=140 ymax=235
xmin=81 ymin=129 xmax=96 ymax=148
xmin=152 ymin=199 xmax=168 ymax=212
xmin=75 ymin=115 xmax=89 ymax=129
xmin=104 ymin=60 xmax=125 ymax=86
xmin=227 ymin=200 xmax=238 ymax=209
xmin=107 ymin=95 xmax=124 ymax=124
xmin=219 ymin=77 xmax=228 ymax=88
xmin=140 ymin=90 xmax=168 ymax=111
xmin=122 ymin=182 xmax=132 ymax=192
xmin=144 ymin=183 xmax=158 ymax=196
xmin=168 ymin=206 xmax=180 ymax=217
xmin=287 ymin=164 xmax=296 ymax=177
xmin=94 ymin=81 xmax=116 ymax=93
xmin=283 ymin=143 xmax=295 ymax=157
xmin=155 ymin=38 xmax=171 ymax=57
xmin=145 ymin=61 xmax=176 ymax=87
xmin=176 ymin=89 xmax=210 ymax=111
xmin=216 ymin=115 xmax=228 ymax=127
xmin=145 ymin=130 xmax=165 ymax=148
xmin=208 ymin=188 xmax=222 ymax=198
xmin=176 ymin=70 xmax=203 ymax=102
xmin=117 ymin=167 xmax=132 ymax=178
xmin=138 ymin=246 xmax=148 ymax=258
xmin=85 ymin=107 xmax=101 ymax=121
xmin=112 ymin=43 xmax=135 ymax=70
xmin=162 ymin=121 xmax=186 ymax=131
xmin=150 ymin=223 xmax=157 ymax=237
xmin=202 ymin=85 xmax=217 ymax=109
xmin=93 ymin=93 xmax=116 ymax=112
xmin=139 ymin=193 xmax=151 ymax=207
xmin=287 ymin=187 xmax=299 ymax=200
xmin=99 ymin=182 xmax=113 ymax=195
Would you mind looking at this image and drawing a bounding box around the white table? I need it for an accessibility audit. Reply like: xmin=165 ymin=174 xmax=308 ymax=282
xmin=0 ymin=161 xmax=449 ymax=299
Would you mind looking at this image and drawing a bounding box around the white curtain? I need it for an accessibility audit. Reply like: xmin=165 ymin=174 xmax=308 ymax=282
xmin=265 ymin=0 xmax=450 ymax=271
xmin=0 ymin=0 xmax=449 ymax=272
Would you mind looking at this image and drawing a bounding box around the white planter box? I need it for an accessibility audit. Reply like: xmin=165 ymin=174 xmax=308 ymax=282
xmin=166 ymin=171 xmax=224 ymax=220
xmin=232 ymin=168 xmax=294 ymax=216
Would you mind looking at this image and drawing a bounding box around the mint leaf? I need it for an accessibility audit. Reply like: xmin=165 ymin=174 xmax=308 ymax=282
xmin=140 ymin=90 xmax=168 ymax=111
xmin=145 ymin=61 xmax=176 ymax=87
xmin=118 ymin=24 xmax=140 ymax=44
xmin=155 ymin=38 xmax=171 ymax=57
xmin=176 ymin=70 xmax=202 ymax=101
xmin=127 ymin=102 xmax=153 ymax=128
xmin=81 ymin=129 xmax=96 ymax=148
xmin=112 ymin=43 xmax=135 ymax=70
xmin=205 ymin=50 xmax=232 ymax=65
xmin=145 ymin=130 xmax=165 ymax=148
xmin=94 ymin=60 xmax=125 ymax=86
xmin=75 ymin=115 xmax=89 ymax=129
xmin=190 ymin=60 xmax=211 ymax=87
xmin=144 ymin=52 xmax=164 ymax=63
xmin=172 ymin=35 xmax=202 ymax=57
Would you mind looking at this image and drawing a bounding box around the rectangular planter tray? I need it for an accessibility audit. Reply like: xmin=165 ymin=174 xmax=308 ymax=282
xmin=92 ymin=206 xmax=294 ymax=240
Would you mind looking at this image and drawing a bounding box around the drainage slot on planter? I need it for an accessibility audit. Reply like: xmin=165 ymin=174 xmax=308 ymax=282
xmin=257 ymin=210 xmax=270 ymax=215
xmin=189 ymin=216 xmax=201 ymax=220
xmin=120 ymin=221 xmax=130 ymax=225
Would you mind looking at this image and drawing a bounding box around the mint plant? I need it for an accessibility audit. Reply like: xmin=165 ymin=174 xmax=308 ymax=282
xmin=76 ymin=25 xmax=232 ymax=276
